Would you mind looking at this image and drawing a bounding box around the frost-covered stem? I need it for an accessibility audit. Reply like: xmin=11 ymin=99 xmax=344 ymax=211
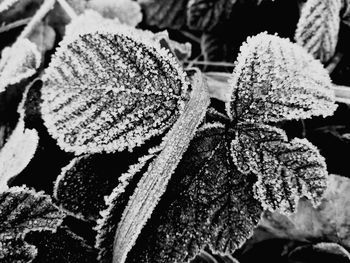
xmin=326 ymin=52 xmax=343 ymax=74
xmin=333 ymin=84 xmax=350 ymax=104
xmin=18 ymin=0 xmax=56 ymax=39
xmin=0 ymin=18 xmax=31 ymax=34
xmin=112 ymin=70 xmax=210 ymax=263
xmin=57 ymin=0 xmax=78 ymax=20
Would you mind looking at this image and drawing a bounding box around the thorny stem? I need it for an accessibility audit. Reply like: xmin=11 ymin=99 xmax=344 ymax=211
xmin=57 ymin=0 xmax=78 ymax=20
xmin=0 ymin=18 xmax=32 ymax=34
xmin=18 ymin=0 xmax=56 ymax=39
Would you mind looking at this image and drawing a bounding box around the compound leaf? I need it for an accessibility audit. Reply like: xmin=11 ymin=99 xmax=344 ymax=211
xmin=231 ymin=124 xmax=328 ymax=214
xmin=119 ymin=123 xmax=262 ymax=263
xmin=41 ymin=25 xmax=189 ymax=155
xmin=295 ymin=0 xmax=342 ymax=63
xmin=228 ymin=33 xmax=337 ymax=123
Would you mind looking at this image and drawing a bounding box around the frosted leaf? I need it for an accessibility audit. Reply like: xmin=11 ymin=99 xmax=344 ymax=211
xmin=295 ymin=0 xmax=342 ymax=63
xmin=122 ymin=123 xmax=262 ymax=263
xmin=0 ymin=186 xmax=65 ymax=239
xmin=95 ymin=152 xmax=158 ymax=263
xmin=0 ymin=39 xmax=41 ymax=93
xmin=0 ymin=238 xmax=37 ymax=263
xmin=88 ymin=0 xmax=142 ymax=26
xmin=25 ymin=227 xmax=97 ymax=263
xmin=228 ymin=33 xmax=337 ymax=123
xmin=112 ymin=70 xmax=209 ymax=263
xmin=0 ymin=186 xmax=65 ymax=262
xmin=231 ymin=124 xmax=328 ymax=214
xmin=0 ymin=0 xmax=19 ymax=12
xmin=138 ymin=0 xmax=188 ymax=29
xmin=0 ymin=120 xmax=39 ymax=192
xmin=187 ymin=0 xmax=237 ymax=31
xmin=41 ymin=26 xmax=189 ymax=155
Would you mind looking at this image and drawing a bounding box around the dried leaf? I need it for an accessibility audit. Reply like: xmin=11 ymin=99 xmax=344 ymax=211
xmin=88 ymin=0 xmax=142 ymax=26
xmin=228 ymin=33 xmax=337 ymax=123
xmin=122 ymin=123 xmax=262 ymax=263
xmin=0 ymin=186 xmax=65 ymax=262
xmin=0 ymin=38 xmax=41 ymax=93
xmin=231 ymin=124 xmax=328 ymax=214
xmin=138 ymin=0 xmax=188 ymax=29
xmin=0 ymin=120 xmax=39 ymax=192
xmin=295 ymin=0 xmax=342 ymax=63
xmin=187 ymin=0 xmax=237 ymax=31
xmin=25 ymin=227 xmax=97 ymax=263
xmin=41 ymin=25 xmax=189 ymax=155
xmin=260 ymin=174 xmax=350 ymax=248
xmin=0 ymin=238 xmax=37 ymax=263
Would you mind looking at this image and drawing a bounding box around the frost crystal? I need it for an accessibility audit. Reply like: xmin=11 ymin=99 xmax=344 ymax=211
xmin=295 ymin=0 xmax=342 ymax=62
xmin=88 ymin=0 xmax=142 ymax=26
xmin=0 ymin=186 xmax=65 ymax=262
xmin=41 ymin=25 xmax=189 ymax=155
xmin=228 ymin=32 xmax=337 ymax=123
xmin=0 ymin=38 xmax=41 ymax=93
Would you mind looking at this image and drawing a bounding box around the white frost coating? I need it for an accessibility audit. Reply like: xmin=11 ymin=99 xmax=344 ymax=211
xmin=295 ymin=0 xmax=342 ymax=62
xmin=41 ymin=16 xmax=189 ymax=155
xmin=88 ymin=0 xmax=142 ymax=26
xmin=0 ymin=120 xmax=39 ymax=192
xmin=0 ymin=38 xmax=41 ymax=93
xmin=112 ymin=70 xmax=210 ymax=263
xmin=227 ymin=32 xmax=337 ymax=123
xmin=0 ymin=0 xmax=19 ymax=12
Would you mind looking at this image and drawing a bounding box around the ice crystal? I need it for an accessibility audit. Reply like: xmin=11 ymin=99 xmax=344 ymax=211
xmin=0 ymin=186 xmax=65 ymax=262
xmin=41 ymin=25 xmax=189 ymax=155
xmin=88 ymin=0 xmax=142 ymax=26
xmin=138 ymin=0 xmax=188 ymax=29
xmin=231 ymin=124 xmax=327 ymax=214
xmin=0 ymin=38 xmax=41 ymax=93
xmin=228 ymin=32 xmax=337 ymax=123
xmin=120 ymin=123 xmax=262 ymax=263
xmin=187 ymin=0 xmax=237 ymax=31
xmin=295 ymin=0 xmax=342 ymax=63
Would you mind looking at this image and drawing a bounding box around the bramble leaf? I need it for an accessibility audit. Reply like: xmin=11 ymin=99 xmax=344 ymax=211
xmin=187 ymin=0 xmax=237 ymax=31
xmin=231 ymin=124 xmax=328 ymax=214
xmin=121 ymin=123 xmax=262 ymax=263
xmin=138 ymin=0 xmax=188 ymax=29
xmin=87 ymin=0 xmax=142 ymax=26
xmin=41 ymin=25 xmax=189 ymax=155
xmin=295 ymin=0 xmax=342 ymax=63
xmin=0 ymin=238 xmax=37 ymax=263
xmin=228 ymin=33 xmax=337 ymax=123
xmin=0 ymin=186 xmax=65 ymax=262
xmin=0 ymin=39 xmax=41 ymax=93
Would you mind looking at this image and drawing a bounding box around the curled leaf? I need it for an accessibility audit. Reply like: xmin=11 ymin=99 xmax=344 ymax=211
xmin=0 ymin=120 xmax=39 ymax=192
xmin=122 ymin=123 xmax=262 ymax=263
xmin=228 ymin=32 xmax=337 ymax=123
xmin=231 ymin=124 xmax=328 ymax=214
xmin=138 ymin=0 xmax=188 ymax=29
xmin=87 ymin=0 xmax=142 ymax=26
xmin=41 ymin=25 xmax=189 ymax=155
xmin=295 ymin=0 xmax=342 ymax=62
xmin=0 ymin=38 xmax=41 ymax=93
xmin=187 ymin=0 xmax=237 ymax=31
